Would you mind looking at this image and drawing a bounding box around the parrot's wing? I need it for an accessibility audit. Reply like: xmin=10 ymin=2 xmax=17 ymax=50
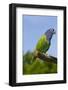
xmin=36 ymin=35 xmax=50 ymax=53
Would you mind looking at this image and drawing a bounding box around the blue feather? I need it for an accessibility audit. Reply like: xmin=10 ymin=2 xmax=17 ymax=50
xmin=45 ymin=28 xmax=55 ymax=43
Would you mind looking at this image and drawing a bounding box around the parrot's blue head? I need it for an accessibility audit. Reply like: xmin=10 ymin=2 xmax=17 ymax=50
xmin=45 ymin=28 xmax=56 ymax=42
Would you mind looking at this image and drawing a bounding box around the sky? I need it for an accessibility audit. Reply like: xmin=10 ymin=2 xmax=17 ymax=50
xmin=23 ymin=15 xmax=57 ymax=57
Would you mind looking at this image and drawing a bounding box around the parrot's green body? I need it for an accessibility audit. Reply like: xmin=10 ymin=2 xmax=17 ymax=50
xmin=36 ymin=35 xmax=50 ymax=53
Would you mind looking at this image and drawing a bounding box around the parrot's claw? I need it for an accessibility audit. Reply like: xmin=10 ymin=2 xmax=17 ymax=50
xmin=44 ymin=52 xmax=49 ymax=57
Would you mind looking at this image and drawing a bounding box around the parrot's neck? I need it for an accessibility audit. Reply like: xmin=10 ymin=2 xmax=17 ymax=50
xmin=45 ymin=32 xmax=53 ymax=42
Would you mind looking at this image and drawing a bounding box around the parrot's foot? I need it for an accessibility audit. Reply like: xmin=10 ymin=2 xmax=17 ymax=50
xmin=44 ymin=52 xmax=50 ymax=57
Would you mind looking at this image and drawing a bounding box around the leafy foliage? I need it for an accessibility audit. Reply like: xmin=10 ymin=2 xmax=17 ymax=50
xmin=23 ymin=51 xmax=57 ymax=75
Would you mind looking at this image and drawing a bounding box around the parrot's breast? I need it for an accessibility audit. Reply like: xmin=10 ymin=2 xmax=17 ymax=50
xmin=36 ymin=35 xmax=50 ymax=53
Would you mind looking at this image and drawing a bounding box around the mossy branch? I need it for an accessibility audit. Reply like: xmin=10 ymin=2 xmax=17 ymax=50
xmin=34 ymin=52 xmax=57 ymax=64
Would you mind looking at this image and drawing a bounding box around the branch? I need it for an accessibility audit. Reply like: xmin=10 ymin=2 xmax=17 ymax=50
xmin=36 ymin=52 xmax=57 ymax=64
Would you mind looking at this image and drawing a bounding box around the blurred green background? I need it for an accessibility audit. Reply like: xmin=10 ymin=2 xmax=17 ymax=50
xmin=23 ymin=51 xmax=57 ymax=75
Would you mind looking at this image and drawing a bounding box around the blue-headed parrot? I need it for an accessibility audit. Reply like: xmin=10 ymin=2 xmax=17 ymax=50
xmin=34 ymin=28 xmax=56 ymax=58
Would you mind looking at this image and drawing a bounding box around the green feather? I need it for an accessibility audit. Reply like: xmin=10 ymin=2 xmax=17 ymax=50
xmin=36 ymin=35 xmax=50 ymax=53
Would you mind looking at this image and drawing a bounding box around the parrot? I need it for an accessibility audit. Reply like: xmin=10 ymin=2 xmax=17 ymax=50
xmin=34 ymin=28 xmax=56 ymax=59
